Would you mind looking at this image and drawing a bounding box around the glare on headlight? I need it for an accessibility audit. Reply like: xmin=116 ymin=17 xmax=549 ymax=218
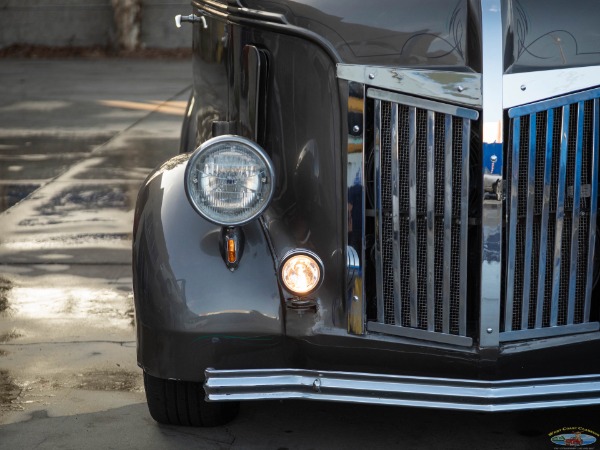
xmin=279 ymin=251 xmax=323 ymax=296
xmin=185 ymin=135 xmax=275 ymax=226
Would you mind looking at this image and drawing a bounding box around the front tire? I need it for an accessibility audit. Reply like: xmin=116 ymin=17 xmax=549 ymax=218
xmin=143 ymin=372 xmax=239 ymax=427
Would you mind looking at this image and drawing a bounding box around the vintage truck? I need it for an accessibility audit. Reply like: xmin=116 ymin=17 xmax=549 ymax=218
xmin=133 ymin=0 xmax=600 ymax=426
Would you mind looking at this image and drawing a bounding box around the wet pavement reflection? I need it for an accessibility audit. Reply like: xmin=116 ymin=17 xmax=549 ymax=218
xmin=0 ymin=133 xmax=116 ymax=214
xmin=0 ymin=59 xmax=188 ymax=427
xmin=0 ymin=185 xmax=40 ymax=214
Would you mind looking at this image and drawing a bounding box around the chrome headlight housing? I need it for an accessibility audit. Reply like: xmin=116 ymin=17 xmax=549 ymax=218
xmin=185 ymin=135 xmax=275 ymax=226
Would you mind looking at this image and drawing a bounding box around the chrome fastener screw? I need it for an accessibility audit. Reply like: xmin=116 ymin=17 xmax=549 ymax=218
xmin=312 ymin=378 xmax=321 ymax=392
xmin=368 ymin=73 xmax=376 ymax=80
xmin=521 ymin=85 xmax=527 ymax=91
xmin=457 ymin=85 xmax=464 ymax=92
xmin=352 ymin=125 xmax=360 ymax=133
xmin=486 ymin=328 xmax=493 ymax=334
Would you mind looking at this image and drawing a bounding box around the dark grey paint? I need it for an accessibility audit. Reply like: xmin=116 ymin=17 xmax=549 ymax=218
xmin=133 ymin=0 xmax=600 ymax=389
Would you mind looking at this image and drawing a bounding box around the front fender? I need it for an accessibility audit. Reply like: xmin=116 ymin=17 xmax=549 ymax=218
xmin=133 ymin=154 xmax=284 ymax=381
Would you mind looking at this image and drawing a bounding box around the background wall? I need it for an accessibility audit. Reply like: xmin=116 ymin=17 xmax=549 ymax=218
xmin=0 ymin=0 xmax=192 ymax=50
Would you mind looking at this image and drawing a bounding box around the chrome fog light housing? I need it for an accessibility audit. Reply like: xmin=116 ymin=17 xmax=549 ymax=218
xmin=279 ymin=250 xmax=324 ymax=296
xmin=185 ymin=135 xmax=275 ymax=226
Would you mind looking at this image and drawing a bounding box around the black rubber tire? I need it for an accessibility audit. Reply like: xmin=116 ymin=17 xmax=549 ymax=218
xmin=143 ymin=371 xmax=239 ymax=427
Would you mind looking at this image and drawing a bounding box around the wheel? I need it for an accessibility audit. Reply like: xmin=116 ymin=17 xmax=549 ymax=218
xmin=143 ymin=371 xmax=239 ymax=427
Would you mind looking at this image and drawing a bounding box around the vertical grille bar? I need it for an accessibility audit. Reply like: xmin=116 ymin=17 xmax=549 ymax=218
xmin=391 ymin=103 xmax=402 ymax=326
xmin=408 ymin=106 xmax=418 ymax=328
xmin=459 ymin=118 xmax=470 ymax=336
xmin=505 ymin=117 xmax=521 ymax=332
xmin=521 ymin=114 xmax=537 ymax=328
xmin=567 ymin=102 xmax=584 ymax=324
xmin=585 ymin=98 xmax=599 ymax=321
xmin=550 ymin=105 xmax=570 ymax=327
xmin=374 ymin=99 xmax=385 ymax=324
xmin=535 ymin=109 xmax=554 ymax=328
xmin=442 ymin=115 xmax=453 ymax=334
xmin=426 ymin=111 xmax=436 ymax=331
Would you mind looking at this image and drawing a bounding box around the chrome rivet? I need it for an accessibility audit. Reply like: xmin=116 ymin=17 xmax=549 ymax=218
xmin=312 ymin=378 xmax=321 ymax=392
xmin=457 ymin=85 xmax=464 ymax=92
xmin=353 ymin=295 xmax=359 ymax=303
xmin=486 ymin=328 xmax=493 ymax=334
xmin=368 ymin=73 xmax=376 ymax=80
xmin=521 ymin=85 xmax=527 ymax=91
xmin=352 ymin=125 xmax=360 ymax=133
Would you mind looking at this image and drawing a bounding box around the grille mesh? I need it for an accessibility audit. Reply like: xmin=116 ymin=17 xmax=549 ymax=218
xmin=504 ymin=95 xmax=599 ymax=334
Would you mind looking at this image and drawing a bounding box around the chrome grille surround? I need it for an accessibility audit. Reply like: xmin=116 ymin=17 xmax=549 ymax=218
xmin=366 ymin=88 xmax=478 ymax=347
xmin=339 ymin=58 xmax=600 ymax=349
xmin=502 ymin=89 xmax=600 ymax=341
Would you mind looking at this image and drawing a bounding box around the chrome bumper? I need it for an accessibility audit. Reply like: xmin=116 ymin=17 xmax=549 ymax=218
xmin=204 ymin=368 xmax=600 ymax=412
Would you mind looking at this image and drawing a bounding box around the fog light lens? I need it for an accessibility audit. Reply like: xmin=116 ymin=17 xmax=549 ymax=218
xmin=279 ymin=251 xmax=323 ymax=296
xmin=185 ymin=135 xmax=275 ymax=226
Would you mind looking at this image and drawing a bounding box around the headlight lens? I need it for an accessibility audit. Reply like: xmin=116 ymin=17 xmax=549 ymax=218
xmin=279 ymin=250 xmax=323 ymax=296
xmin=185 ymin=135 xmax=275 ymax=226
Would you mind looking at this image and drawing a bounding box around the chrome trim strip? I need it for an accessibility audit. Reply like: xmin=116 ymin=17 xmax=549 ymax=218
xmin=504 ymin=67 xmax=600 ymax=109
xmin=347 ymin=245 xmax=364 ymax=335
xmin=521 ymin=114 xmax=537 ymax=328
xmin=508 ymin=87 xmax=600 ymax=118
xmin=535 ymin=109 xmax=555 ymax=328
xmin=368 ymin=88 xmax=479 ymax=121
xmin=374 ymin=99 xmax=385 ymax=324
xmin=347 ymin=81 xmax=366 ymax=335
xmin=338 ymin=64 xmax=482 ymax=108
xmin=391 ymin=103 xmax=402 ymax=326
xmin=550 ymin=106 xmax=570 ymax=327
xmin=205 ymin=368 xmax=600 ymax=412
xmin=567 ymin=102 xmax=584 ymax=325
xmin=585 ymin=99 xmax=599 ymax=321
xmin=408 ymin=106 xmax=418 ymax=328
xmin=505 ymin=117 xmax=520 ymax=332
xmin=503 ymin=330 xmax=600 ymax=353
xmin=426 ymin=111 xmax=436 ymax=331
xmin=442 ymin=115 xmax=453 ymax=334
xmin=479 ymin=0 xmax=504 ymax=348
xmin=500 ymin=322 xmax=600 ymax=343
xmin=368 ymin=322 xmax=473 ymax=346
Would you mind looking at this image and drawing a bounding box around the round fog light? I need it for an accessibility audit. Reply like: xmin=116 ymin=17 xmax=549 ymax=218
xmin=279 ymin=250 xmax=323 ymax=296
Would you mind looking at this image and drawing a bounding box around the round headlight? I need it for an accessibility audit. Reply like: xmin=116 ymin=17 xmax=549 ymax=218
xmin=185 ymin=135 xmax=275 ymax=226
xmin=279 ymin=250 xmax=324 ymax=296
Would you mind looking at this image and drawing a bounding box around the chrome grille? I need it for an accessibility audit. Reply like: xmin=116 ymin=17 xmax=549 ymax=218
xmin=502 ymin=90 xmax=600 ymax=341
xmin=366 ymin=88 xmax=478 ymax=347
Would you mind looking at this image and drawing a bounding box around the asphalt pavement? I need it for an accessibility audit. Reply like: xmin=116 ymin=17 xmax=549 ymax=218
xmin=0 ymin=58 xmax=598 ymax=450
